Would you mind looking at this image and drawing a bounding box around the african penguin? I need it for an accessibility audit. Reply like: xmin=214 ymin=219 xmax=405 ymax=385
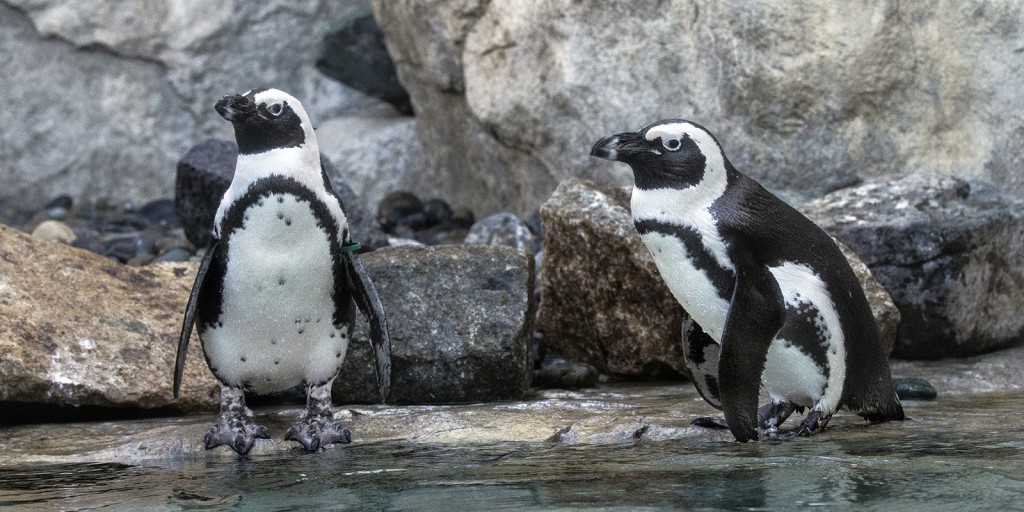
xmin=174 ymin=88 xmax=392 ymax=455
xmin=591 ymin=119 xmax=904 ymax=442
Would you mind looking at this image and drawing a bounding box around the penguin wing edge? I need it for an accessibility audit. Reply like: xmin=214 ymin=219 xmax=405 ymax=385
xmin=174 ymin=239 xmax=218 ymax=399
xmin=718 ymin=259 xmax=785 ymax=442
xmin=345 ymin=254 xmax=393 ymax=403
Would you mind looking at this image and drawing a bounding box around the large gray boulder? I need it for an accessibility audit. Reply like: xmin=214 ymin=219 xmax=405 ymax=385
xmin=803 ymin=174 xmax=1024 ymax=359
xmin=537 ymin=179 xmax=901 ymax=378
xmin=334 ymin=245 xmax=535 ymax=404
xmin=373 ymin=0 xmax=1024 ymax=216
xmin=1 ymin=0 xmax=389 ymax=207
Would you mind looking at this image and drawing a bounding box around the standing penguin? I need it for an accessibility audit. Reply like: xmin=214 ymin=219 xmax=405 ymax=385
xmin=174 ymin=88 xmax=392 ymax=455
xmin=591 ymin=119 xmax=904 ymax=442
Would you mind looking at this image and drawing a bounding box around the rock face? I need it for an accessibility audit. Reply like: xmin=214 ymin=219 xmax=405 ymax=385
xmin=373 ymin=0 xmax=1024 ymax=215
xmin=174 ymin=139 xmax=388 ymax=250
xmin=316 ymin=6 xmax=411 ymax=113
xmin=315 ymin=113 xmax=427 ymax=215
xmin=537 ymin=179 xmax=901 ymax=378
xmin=0 ymin=224 xmax=219 ymax=411
xmin=333 ymin=245 xmax=535 ymax=403
xmin=537 ymin=180 xmax=691 ymax=377
xmin=803 ymin=174 xmax=1024 ymax=359
xmin=464 ymin=212 xmax=539 ymax=254
xmin=1 ymin=0 xmax=387 ymax=207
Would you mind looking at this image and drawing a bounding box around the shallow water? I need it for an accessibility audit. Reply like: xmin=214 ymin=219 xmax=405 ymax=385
xmin=1 ymin=393 xmax=1022 ymax=511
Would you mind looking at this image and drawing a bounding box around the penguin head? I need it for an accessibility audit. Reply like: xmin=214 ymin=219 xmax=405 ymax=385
xmin=591 ymin=119 xmax=728 ymax=189
xmin=215 ymin=88 xmax=317 ymax=157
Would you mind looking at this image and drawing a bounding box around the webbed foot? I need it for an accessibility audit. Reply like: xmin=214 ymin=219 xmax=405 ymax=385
xmin=285 ymin=380 xmax=351 ymax=452
xmin=205 ymin=386 xmax=270 ymax=455
xmin=774 ymin=409 xmax=829 ymax=439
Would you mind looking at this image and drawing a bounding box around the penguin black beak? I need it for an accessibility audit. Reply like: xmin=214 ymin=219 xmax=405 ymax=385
xmin=590 ymin=132 xmax=650 ymax=162
xmin=215 ymin=94 xmax=256 ymax=122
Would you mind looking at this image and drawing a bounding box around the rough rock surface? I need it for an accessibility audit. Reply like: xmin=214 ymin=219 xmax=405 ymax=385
xmin=316 ymin=6 xmax=411 ymax=113
xmin=174 ymin=139 xmax=235 ymax=248
xmin=537 ymin=179 xmax=901 ymax=378
xmin=4 ymin=343 xmax=1024 ymax=462
xmin=174 ymin=139 xmax=387 ymax=250
xmin=0 ymin=224 xmax=218 ymax=411
xmin=333 ymin=245 xmax=535 ymax=403
xmin=464 ymin=212 xmax=539 ymax=254
xmin=373 ymin=0 xmax=1024 ymax=215
xmin=316 ymin=113 xmax=427 ymax=215
xmin=803 ymin=174 xmax=1024 ymax=359
xmin=2 ymin=0 xmax=388 ymax=207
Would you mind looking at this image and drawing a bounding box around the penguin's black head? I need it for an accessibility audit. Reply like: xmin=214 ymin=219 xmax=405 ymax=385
xmin=215 ymin=88 xmax=310 ymax=155
xmin=591 ymin=119 xmax=727 ymax=189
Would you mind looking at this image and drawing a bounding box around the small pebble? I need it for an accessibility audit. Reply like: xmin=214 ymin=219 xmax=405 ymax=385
xmin=44 ymin=195 xmax=73 ymax=220
xmin=893 ymin=377 xmax=938 ymax=401
xmin=31 ymin=220 xmax=77 ymax=245
xmin=533 ymin=355 xmax=599 ymax=390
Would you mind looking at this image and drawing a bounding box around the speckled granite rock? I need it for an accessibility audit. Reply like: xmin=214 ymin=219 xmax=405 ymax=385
xmin=334 ymin=244 xmax=535 ymax=404
xmin=0 ymin=223 xmax=218 ymax=411
xmin=803 ymin=173 xmax=1024 ymax=358
xmin=538 ymin=179 xmax=901 ymax=378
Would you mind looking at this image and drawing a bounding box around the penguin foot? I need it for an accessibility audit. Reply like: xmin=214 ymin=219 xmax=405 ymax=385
xmin=204 ymin=385 xmax=269 ymax=455
xmin=204 ymin=414 xmax=271 ymax=455
xmin=285 ymin=380 xmax=350 ymax=452
xmin=774 ymin=410 xmax=828 ymax=439
xmin=285 ymin=413 xmax=351 ymax=452
xmin=692 ymin=416 xmax=730 ymax=429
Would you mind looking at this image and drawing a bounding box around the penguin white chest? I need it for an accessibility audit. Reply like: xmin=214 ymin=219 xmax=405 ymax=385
xmin=202 ymin=194 xmax=349 ymax=394
xmin=641 ymin=232 xmax=731 ymax=340
xmin=762 ymin=262 xmax=847 ymax=412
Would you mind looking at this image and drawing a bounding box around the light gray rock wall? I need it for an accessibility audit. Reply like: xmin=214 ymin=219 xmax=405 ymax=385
xmin=374 ymin=1 xmax=1024 ymax=215
xmin=1 ymin=0 xmax=385 ymax=206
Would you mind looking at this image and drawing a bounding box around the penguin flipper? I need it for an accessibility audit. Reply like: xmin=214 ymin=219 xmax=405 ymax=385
xmin=345 ymin=253 xmax=392 ymax=403
xmin=718 ymin=260 xmax=785 ymax=442
xmin=174 ymin=239 xmax=219 ymax=399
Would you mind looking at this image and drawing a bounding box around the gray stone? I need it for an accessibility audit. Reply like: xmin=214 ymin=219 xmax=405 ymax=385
xmin=373 ymin=0 xmax=1024 ymax=215
xmin=174 ymin=139 xmax=235 ymax=248
xmin=333 ymin=244 xmax=535 ymax=404
xmin=320 ymin=157 xmax=390 ymax=251
xmin=537 ymin=179 xmax=901 ymax=378
xmin=0 ymin=224 xmax=219 ymax=412
xmin=2 ymin=0 xmax=385 ymax=208
xmin=803 ymin=173 xmax=1024 ymax=359
xmin=316 ymin=6 xmax=411 ymax=113
xmin=464 ymin=212 xmax=539 ymax=254
xmin=174 ymin=139 xmax=387 ymax=250
xmin=316 ymin=113 xmax=428 ymax=216
xmin=30 ymin=220 xmax=76 ymax=245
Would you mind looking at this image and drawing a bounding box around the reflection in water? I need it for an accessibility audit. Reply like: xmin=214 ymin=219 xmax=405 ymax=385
xmin=0 ymin=396 xmax=1022 ymax=510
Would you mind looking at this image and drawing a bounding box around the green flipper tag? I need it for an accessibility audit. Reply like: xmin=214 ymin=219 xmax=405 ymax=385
xmin=341 ymin=241 xmax=362 ymax=253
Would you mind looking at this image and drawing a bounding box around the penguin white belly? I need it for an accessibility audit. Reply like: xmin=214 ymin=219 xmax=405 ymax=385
xmin=763 ymin=262 xmax=846 ymax=413
xmin=640 ymin=231 xmax=731 ymax=341
xmin=202 ymin=194 xmax=348 ymax=394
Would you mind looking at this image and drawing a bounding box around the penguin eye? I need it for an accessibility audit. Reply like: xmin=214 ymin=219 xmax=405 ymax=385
xmin=267 ymin=103 xmax=283 ymax=117
xmin=662 ymin=138 xmax=682 ymax=151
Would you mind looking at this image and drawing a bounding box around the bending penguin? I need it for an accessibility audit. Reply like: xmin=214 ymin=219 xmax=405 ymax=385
xmin=591 ymin=119 xmax=904 ymax=442
xmin=174 ymin=88 xmax=392 ymax=455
